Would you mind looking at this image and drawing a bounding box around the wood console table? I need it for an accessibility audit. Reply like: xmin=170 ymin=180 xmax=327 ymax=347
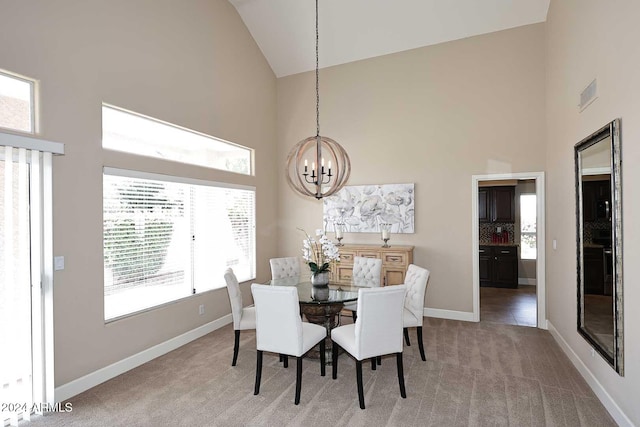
xmin=330 ymin=244 xmax=414 ymax=286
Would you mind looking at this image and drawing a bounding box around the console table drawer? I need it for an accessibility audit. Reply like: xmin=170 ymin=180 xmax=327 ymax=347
xmin=335 ymin=266 xmax=354 ymax=282
xmin=382 ymin=252 xmax=408 ymax=265
xmin=339 ymin=251 xmax=356 ymax=263
xmin=356 ymin=250 xmax=381 ymax=259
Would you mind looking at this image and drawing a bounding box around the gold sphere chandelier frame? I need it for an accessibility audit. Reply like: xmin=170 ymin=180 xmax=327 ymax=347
xmin=285 ymin=0 xmax=351 ymax=200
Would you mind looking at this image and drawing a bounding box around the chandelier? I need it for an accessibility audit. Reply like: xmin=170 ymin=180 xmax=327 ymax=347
xmin=285 ymin=0 xmax=351 ymax=200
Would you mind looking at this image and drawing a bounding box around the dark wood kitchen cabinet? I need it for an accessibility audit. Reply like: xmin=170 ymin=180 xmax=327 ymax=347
xmin=581 ymin=179 xmax=611 ymax=222
xmin=479 ymin=246 xmax=493 ymax=285
xmin=479 ymin=245 xmax=518 ymax=288
xmin=479 ymin=186 xmax=515 ymax=223
xmin=583 ymin=246 xmax=605 ymax=295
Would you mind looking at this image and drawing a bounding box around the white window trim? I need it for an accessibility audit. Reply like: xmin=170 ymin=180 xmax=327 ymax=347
xmin=0 ymin=131 xmax=64 ymax=155
xmin=0 ymin=69 xmax=37 ymax=134
xmin=103 ymin=167 xmax=253 ymax=192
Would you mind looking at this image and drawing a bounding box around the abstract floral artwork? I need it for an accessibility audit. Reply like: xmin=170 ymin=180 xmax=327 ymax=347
xmin=323 ymin=183 xmax=415 ymax=233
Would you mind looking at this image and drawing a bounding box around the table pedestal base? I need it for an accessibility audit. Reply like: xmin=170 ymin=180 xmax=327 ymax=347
xmin=300 ymin=302 xmax=344 ymax=362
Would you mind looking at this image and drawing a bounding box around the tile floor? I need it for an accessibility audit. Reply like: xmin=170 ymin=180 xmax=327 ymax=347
xmin=480 ymin=285 xmax=537 ymax=327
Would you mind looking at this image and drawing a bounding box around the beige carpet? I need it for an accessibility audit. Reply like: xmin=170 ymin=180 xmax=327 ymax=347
xmin=26 ymin=318 xmax=616 ymax=426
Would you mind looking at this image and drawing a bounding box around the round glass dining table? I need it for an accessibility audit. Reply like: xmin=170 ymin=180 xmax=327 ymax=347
xmin=265 ymin=277 xmax=361 ymax=360
xmin=267 ymin=276 xmax=359 ymax=304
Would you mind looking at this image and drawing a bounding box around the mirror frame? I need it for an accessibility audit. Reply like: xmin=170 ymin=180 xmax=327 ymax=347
xmin=574 ymin=118 xmax=623 ymax=375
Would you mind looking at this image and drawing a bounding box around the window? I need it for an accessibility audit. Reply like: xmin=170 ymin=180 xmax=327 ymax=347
xmin=103 ymin=169 xmax=255 ymax=320
xmin=520 ymin=194 xmax=537 ymax=260
xmin=0 ymin=70 xmax=35 ymax=133
xmin=102 ymin=104 xmax=252 ymax=175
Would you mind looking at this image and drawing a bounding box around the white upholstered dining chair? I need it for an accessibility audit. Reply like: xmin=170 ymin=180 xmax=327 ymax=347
xmin=269 ymin=256 xmax=301 ymax=280
xmin=342 ymin=256 xmax=382 ymax=322
xmin=331 ymin=285 xmax=407 ymax=409
xmin=224 ymin=268 xmax=256 ymax=366
xmin=250 ymin=284 xmax=327 ymax=405
xmin=402 ymin=264 xmax=431 ymax=361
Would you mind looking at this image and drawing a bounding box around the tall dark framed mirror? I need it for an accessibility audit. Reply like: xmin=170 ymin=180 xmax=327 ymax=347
xmin=575 ymin=118 xmax=623 ymax=375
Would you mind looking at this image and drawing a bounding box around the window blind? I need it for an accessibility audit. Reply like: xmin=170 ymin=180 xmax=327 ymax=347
xmin=1 ymin=146 xmax=34 ymax=425
xmin=103 ymin=170 xmax=256 ymax=320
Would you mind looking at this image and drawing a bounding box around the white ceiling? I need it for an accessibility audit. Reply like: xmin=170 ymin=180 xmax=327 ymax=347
xmin=229 ymin=0 xmax=550 ymax=78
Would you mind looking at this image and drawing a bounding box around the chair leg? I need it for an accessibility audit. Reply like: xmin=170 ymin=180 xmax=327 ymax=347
xmin=377 ymin=355 xmax=382 ymax=365
xmin=417 ymin=326 xmax=426 ymax=361
xmin=295 ymin=356 xmax=303 ymax=405
xmin=332 ymin=343 xmax=339 ymax=379
xmin=320 ymin=340 xmax=326 ymax=377
xmin=371 ymin=357 xmax=376 ymax=370
xmin=403 ymin=327 xmax=411 ymax=346
xmin=396 ymin=353 xmax=406 ymax=399
xmin=351 ymin=311 xmax=357 ymax=323
xmin=282 ymin=354 xmax=289 ymax=368
xmin=232 ymin=330 xmax=240 ymax=366
xmin=356 ymin=360 xmax=365 ymax=409
xmin=254 ymin=350 xmax=263 ymax=395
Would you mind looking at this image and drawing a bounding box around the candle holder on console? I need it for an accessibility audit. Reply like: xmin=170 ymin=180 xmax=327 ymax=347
xmin=334 ymin=222 xmax=345 ymax=246
xmin=380 ymin=223 xmax=392 ymax=248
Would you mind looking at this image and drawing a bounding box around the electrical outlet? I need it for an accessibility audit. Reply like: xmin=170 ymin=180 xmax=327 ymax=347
xmin=199 ymin=304 xmax=205 ymax=315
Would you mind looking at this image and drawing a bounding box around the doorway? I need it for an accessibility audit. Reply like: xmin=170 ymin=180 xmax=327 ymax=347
xmin=471 ymin=172 xmax=546 ymax=329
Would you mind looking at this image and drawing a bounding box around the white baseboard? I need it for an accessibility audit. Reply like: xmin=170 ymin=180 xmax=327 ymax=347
xmin=55 ymin=314 xmax=232 ymax=403
xmin=424 ymin=308 xmax=475 ymax=322
xmin=547 ymin=321 xmax=633 ymax=427
xmin=518 ymin=278 xmax=537 ymax=286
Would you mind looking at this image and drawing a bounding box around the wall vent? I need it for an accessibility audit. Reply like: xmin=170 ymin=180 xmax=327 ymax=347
xmin=579 ymin=78 xmax=598 ymax=111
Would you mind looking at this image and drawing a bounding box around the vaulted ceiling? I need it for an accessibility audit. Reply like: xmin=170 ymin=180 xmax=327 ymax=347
xmin=229 ymin=0 xmax=550 ymax=77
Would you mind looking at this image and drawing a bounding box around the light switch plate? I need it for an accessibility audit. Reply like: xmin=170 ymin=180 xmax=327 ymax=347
xmin=54 ymin=256 xmax=65 ymax=271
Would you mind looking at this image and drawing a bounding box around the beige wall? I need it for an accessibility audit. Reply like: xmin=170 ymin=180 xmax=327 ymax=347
xmin=0 ymin=0 xmax=278 ymax=386
xmin=546 ymin=0 xmax=640 ymax=424
xmin=277 ymin=23 xmax=546 ymax=313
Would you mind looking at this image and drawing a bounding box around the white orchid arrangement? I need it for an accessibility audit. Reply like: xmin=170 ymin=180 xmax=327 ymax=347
xmin=298 ymin=228 xmax=341 ymax=275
